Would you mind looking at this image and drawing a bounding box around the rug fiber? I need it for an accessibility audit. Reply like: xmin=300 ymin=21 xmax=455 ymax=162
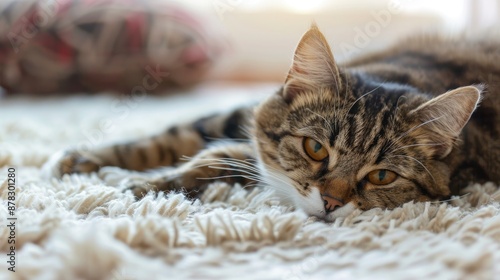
xmin=1 ymin=84 xmax=500 ymax=280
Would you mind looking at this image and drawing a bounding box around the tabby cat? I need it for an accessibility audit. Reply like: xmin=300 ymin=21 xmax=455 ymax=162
xmin=43 ymin=25 xmax=500 ymax=221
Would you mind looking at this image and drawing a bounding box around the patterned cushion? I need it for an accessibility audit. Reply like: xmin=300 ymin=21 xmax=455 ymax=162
xmin=0 ymin=0 xmax=225 ymax=94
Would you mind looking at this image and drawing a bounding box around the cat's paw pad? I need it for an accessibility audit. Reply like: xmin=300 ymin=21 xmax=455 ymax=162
xmin=41 ymin=149 xmax=102 ymax=179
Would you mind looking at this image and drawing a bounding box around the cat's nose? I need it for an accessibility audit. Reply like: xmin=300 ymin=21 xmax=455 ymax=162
xmin=322 ymin=195 xmax=344 ymax=213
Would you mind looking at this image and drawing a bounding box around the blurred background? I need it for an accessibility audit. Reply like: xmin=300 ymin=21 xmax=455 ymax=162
xmin=197 ymin=0 xmax=500 ymax=82
xmin=1 ymin=0 xmax=499 ymax=95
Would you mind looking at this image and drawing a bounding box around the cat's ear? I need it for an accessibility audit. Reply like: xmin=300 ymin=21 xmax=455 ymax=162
xmin=409 ymin=85 xmax=482 ymax=158
xmin=283 ymin=24 xmax=341 ymax=102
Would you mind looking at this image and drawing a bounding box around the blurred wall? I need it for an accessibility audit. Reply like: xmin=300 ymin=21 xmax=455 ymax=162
xmin=182 ymin=0 xmax=500 ymax=83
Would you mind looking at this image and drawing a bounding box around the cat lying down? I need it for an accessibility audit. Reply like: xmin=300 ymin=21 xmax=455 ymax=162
xmin=43 ymin=25 xmax=500 ymax=221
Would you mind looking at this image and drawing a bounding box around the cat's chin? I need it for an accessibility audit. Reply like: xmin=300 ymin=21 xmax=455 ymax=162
xmin=259 ymin=167 xmax=357 ymax=222
xmin=323 ymin=203 xmax=357 ymax=222
xmin=287 ymin=187 xmax=357 ymax=222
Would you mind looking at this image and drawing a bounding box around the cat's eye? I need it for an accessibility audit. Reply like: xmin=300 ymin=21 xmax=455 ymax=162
xmin=303 ymin=137 xmax=328 ymax=161
xmin=366 ymin=169 xmax=398 ymax=185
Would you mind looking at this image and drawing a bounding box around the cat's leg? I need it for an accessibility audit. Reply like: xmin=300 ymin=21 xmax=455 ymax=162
xmin=43 ymin=107 xmax=253 ymax=178
xmin=110 ymin=142 xmax=257 ymax=198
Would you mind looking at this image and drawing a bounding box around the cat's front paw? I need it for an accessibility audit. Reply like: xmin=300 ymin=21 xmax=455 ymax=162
xmin=99 ymin=167 xmax=157 ymax=198
xmin=41 ymin=149 xmax=102 ymax=179
xmin=118 ymin=178 xmax=158 ymax=199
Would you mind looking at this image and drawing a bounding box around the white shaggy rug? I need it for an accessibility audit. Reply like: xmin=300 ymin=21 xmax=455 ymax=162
xmin=1 ymin=83 xmax=500 ymax=280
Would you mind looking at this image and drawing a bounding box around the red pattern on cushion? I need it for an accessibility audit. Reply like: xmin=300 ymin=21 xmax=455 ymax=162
xmin=0 ymin=0 xmax=225 ymax=94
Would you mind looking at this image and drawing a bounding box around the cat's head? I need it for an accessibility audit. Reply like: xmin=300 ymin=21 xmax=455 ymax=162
xmin=253 ymin=25 xmax=482 ymax=221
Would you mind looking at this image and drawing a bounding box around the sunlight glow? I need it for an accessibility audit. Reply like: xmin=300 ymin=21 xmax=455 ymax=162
xmin=282 ymin=0 xmax=327 ymax=14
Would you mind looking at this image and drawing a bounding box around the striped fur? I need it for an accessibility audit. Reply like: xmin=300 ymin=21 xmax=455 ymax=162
xmin=44 ymin=26 xmax=500 ymax=221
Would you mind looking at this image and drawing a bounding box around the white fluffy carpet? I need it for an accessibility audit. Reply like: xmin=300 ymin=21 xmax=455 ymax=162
xmin=1 ymin=83 xmax=500 ymax=280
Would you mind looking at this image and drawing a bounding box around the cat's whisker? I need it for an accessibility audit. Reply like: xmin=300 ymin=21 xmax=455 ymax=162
xmin=432 ymin=193 xmax=470 ymax=204
xmin=263 ymin=190 xmax=296 ymax=202
xmin=245 ymin=183 xmax=259 ymax=188
xmin=180 ymin=155 xmax=194 ymax=161
xmin=343 ymin=81 xmax=386 ymax=120
xmin=203 ymin=136 xmax=251 ymax=143
xmin=306 ymin=108 xmax=334 ymax=136
xmin=240 ymin=126 xmax=255 ymax=140
xmin=199 ymin=161 xmax=295 ymax=191
xmin=389 ymin=143 xmax=443 ymax=153
xmin=196 ymin=174 xmax=262 ymax=184
xmin=256 ymin=172 xmax=294 ymax=188
xmin=190 ymin=164 xmax=261 ymax=180
xmin=197 ymin=158 xmax=261 ymax=172
xmin=391 ymin=116 xmax=444 ymax=147
xmin=258 ymin=169 xmax=301 ymax=196
xmin=387 ymin=154 xmax=436 ymax=184
xmin=295 ymin=125 xmax=330 ymax=140
xmin=207 ymin=165 xmax=261 ymax=178
xmin=191 ymin=161 xmax=265 ymax=184
xmin=394 ymin=95 xmax=408 ymax=112
xmin=186 ymin=156 xmax=256 ymax=165
xmin=254 ymin=138 xmax=271 ymax=146
xmin=248 ymin=166 xmax=296 ymax=188
xmin=186 ymin=157 xmax=295 ymax=187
